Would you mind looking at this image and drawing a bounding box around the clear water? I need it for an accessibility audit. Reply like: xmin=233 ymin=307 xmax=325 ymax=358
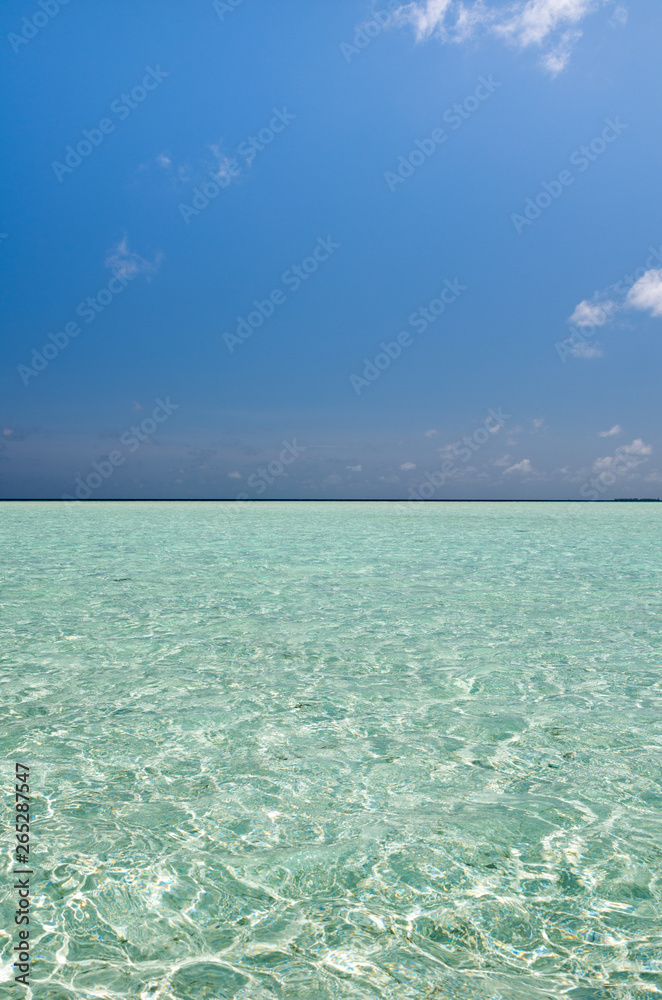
xmin=1 ymin=501 xmax=661 ymax=1000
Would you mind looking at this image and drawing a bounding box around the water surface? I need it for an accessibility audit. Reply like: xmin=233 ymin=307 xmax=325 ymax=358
xmin=1 ymin=501 xmax=661 ymax=999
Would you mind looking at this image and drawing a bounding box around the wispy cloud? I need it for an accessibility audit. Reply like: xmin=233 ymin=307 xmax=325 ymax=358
xmin=208 ymin=142 xmax=242 ymax=184
xmin=576 ymin=340 xmax=604 ymax=358
xmin=105 ymin=236 xmax=163 ymax=279
xmin=569 ymin=298 xmax=616 ymax=327
xmin=608 ymin=5 xmax=628 ymax=27
xmin=593 ymin=438 xmax=652 ymax=475
xmin=1 ymin=426 xmax=36 ymax=442
xmin=395 ymin=0 xmax=607 ymax=74
xmin=503 ymin=457 xmax=536 ymax=476
xmin=598 ymin=424 xmax=621 ymax=437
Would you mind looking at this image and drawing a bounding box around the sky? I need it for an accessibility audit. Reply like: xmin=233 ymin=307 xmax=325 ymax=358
xmin=1 ymin=0 xmax=661 ymax=500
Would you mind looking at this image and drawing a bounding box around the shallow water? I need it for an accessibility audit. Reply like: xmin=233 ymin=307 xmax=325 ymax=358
xmin=1 ymin=501 xmax=661 ymax=999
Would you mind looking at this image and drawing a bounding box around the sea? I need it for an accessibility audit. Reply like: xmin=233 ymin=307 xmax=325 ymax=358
xmin=1 ymin=501 xmax=661 ymax=999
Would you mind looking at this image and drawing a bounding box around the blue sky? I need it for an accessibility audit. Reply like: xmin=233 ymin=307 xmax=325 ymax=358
xmin=1 ymin=0 xmax=661 ymax=499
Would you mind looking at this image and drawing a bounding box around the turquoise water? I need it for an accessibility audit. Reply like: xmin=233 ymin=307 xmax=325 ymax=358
xmin=1 ymin=501 xmax=661 ymax=1000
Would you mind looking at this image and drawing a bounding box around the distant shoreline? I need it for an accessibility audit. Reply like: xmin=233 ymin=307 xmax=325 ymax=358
xmin=0 ymin=498 xmax=660 ymax=504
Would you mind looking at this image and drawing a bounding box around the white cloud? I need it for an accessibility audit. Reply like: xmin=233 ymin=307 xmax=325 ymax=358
xmin=495 ymin=0 xmax=597 ymax=47
xmin=533 ymin=417 xmax=545 ymax=429
xmin=503 ymin=458 xmax=535 ymax=475
xmin=156 ymin=152 xmax=172 ymax=168
xmin=424 ymin=429 xmax=438 ymax=437
xmin=571 ymin=340 xmax=603 ymax=359
xmin=593 ymin=455 xmax=614 ymax=472
xmin=598 ymin=425 xmax=621 ymax=437
xmin=569 ymin=298 xmax=616 ymax=328
xmin=401 ymin=0 xmax=453 ymax=40
xmin=622 ymin=438 xmax=652 ymax=456
xmin=396 ymin=0 xmax=605 ymax=73
xmin=593 ymin=438 xmax=653 ymax=474
xmin=346 ymin=464 xmax=362 ymax=472
xmin=568 ymin=270 xmax=662 ymax=359
xmin=228 ymin=471 xmax=241 ymax=479
xmin=540 ymin=29 xmax=581 ymax=74
xmin=105 ymin=236 xmax=163 ymax=279
xmin=400 ymin=462 xmax=417 ymax=470
xmin=626 ymin=269 xmax=662 ymax=317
